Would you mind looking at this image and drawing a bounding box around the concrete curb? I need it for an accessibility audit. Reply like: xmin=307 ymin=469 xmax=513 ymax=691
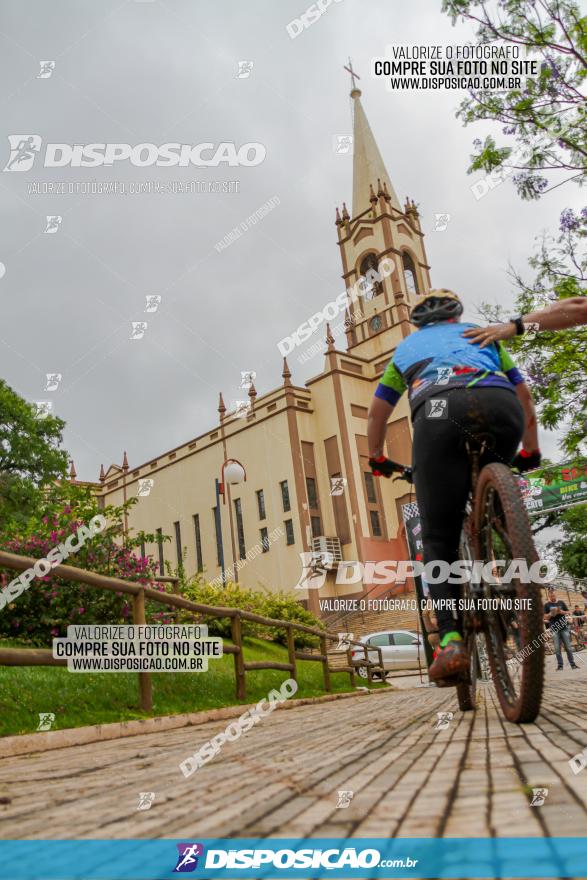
xmin=1 ymin=687 xmax=393 ymax=758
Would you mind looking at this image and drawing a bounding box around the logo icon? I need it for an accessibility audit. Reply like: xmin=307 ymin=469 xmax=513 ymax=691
xmin=44 ymin=215 xmax=62 ymax=234
xmin=4 ymin=135 xmax=42 ymax=172
xmin=37 ymin=61 xmax=56 ymax=79
xmin=37 ymin=712 xmax=55 ymax=731
xmin=34 ymin=401 xmax=52 ymax=419
xmin=336 ymin=790 xmax=354 ymax=808
xmin=137 ymin=478 xmax=154 ymax=497
xmin=145 ymin=295 xmax=162 ymax=313
xmin=333 ymin=135 xmax=353 ymax=155
xmin=335 ymin=632 xmax=353 ymax=651
xmin=137 ymin=792 xmax=155 ymax=810
xmin=236 ymin=61 xmax=254 ymax=79
xmin=130 ymin=321 xmax=148 ymax=340
xmin=233 ymin=399 xmax=251 ymax=418
xmin=434 ymin=367 xmax=453 ymax=385
xmin=45 ymin=373 xmax=62 ymax=391
xmin=329 ymin=476 xmax=347 ymax=496
xmin=433 ymin=212 xmax=451 ymax=232
xmin=530 ymin=787 xmax=549 ymax=806
xmin=174 ymin=843 xmax=204 ymax=873
xmin=425 ymin=398 xmax=448 ymax=419
xmin=240 ymin=370 xmax=256 ymax=389
xmin=294 ymin=551 xmax=332 ymax=590
xmin=434 ymin=711 xmax=454 ymax=731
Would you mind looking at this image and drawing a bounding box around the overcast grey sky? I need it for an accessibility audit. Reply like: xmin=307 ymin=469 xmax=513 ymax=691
xmin=0 ymin=0 xmax=581 ymax=480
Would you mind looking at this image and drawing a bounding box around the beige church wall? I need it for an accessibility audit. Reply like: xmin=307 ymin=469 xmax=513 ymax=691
xmin=295 ymin=388 xmax=351 ymax=550
xmin=295 ymin=366 xmax=415 ymax=605
xmin=100 ymin=441 xmax=221 ymax=581
xmin=218 ymin=408 xmax=303 ymax=595
xmin=99 ymin=407 xmax=306 ymax=598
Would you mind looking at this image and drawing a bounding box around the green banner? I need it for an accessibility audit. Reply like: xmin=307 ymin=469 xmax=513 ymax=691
xmin=518 ymin=462 xmax=587 ymax=515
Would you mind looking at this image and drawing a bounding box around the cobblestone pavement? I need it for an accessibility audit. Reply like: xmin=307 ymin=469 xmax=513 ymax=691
xmin=1 ymin=666 xmax=586 ymax=841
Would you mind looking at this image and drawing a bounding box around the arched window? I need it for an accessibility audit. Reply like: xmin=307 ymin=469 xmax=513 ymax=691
xmin=358 ymin=253 xmax=382 ymax=301
xmin=402 ymin=252 xmax=419 ymax=295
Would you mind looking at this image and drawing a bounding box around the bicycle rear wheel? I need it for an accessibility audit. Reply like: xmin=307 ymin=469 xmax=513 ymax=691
xmin=474 ymin=462 xmax=544 ymax=723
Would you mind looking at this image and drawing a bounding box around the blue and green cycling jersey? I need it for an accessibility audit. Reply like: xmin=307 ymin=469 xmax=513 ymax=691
xmin=375 ymin=321 xmax=524 ymax=413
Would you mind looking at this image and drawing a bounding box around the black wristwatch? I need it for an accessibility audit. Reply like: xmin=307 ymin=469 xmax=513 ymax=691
xmin=510 ymin=316 xmax=525 ymax=336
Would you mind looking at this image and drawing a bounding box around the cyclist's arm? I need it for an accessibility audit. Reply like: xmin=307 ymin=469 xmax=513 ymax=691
xmin=515 ymin=382 xmax=539 ymax=453
xmin=368 ymin=361 xmax=406 ymax=458
xmin=368 ymin=397 xmax=394 ymax=458
xmin=464 ymin=297 xmax=587 ymax=347
xmin=498 ymin=344 xmax=539 ymax=453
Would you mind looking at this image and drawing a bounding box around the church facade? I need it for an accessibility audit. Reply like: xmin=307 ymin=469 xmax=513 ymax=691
xmin=95 ymin=83 xmax=432 ymax=615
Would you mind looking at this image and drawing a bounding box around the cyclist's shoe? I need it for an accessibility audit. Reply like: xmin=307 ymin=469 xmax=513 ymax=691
xmin=429 ymin=636 xmax=469 ymax=686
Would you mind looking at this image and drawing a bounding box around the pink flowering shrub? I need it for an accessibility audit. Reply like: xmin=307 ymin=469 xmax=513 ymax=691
xmin=0 ymin=486 xmax=168 ymax=646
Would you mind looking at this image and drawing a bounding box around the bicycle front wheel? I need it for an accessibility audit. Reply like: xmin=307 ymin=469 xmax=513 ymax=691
xmin=474 ymin=462 xmax=544 ymax=723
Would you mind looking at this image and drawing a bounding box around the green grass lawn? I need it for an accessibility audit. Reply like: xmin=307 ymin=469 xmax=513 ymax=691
xmin=0 ymin=637 xmax=383 ymax=737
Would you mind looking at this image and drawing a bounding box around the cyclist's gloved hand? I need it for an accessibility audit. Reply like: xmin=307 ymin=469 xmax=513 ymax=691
xmin=369 ymin=456 xmax=398 ymax=478
xmin=512 ymin=448 xmax=541 ymax=472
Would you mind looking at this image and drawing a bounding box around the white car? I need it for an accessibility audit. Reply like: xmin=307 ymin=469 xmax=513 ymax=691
xmin=352 ymin=629 xmax=425 ymax=677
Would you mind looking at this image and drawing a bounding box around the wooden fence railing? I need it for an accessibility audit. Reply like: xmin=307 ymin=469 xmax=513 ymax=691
xmin=0 ymin=550 xmax=387 ymax=713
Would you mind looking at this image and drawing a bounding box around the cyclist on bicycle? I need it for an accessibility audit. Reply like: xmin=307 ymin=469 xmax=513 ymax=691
xmin=367 ymin=289 xmax=541 ymax=685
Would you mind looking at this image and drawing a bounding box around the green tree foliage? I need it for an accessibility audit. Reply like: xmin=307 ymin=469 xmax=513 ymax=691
xmin=442 ymin=0 xmax=586 ymax=198
xmin=0 ymin=379 xmax=69 ymax=527
xmin=477 ymin=208 xmax=586 ymax=455
xmin=549 ymin=502 xmax=587 ymax=578
xmin=181 ymin=579 xmax=324 ymax=649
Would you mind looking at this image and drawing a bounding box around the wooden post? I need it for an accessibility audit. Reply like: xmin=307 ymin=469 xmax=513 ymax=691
xmin=231 ymin=613 xmax=246 ymax=700
xmin=377 ymin=647 xmax=386 ymax=682
xmin=347 ymin=645 xmax=356 ymax=688
xmin=132 ymin=587 xmax=153 ymax=713
xmin=364 ymin=644 xmax=372 ymax=685
xmin=320 ymin=635 xmax=331 ymax=692
xmin=286 ymin=625 xmax=297 ymax=685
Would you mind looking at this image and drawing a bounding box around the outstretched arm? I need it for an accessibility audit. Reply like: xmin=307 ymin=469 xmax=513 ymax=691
xmin=464 ymin=297 xmax=587 ymax=348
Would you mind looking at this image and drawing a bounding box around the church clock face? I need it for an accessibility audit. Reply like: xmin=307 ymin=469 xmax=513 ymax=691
xmin=370 ymin=315 xmax=382 ymax=332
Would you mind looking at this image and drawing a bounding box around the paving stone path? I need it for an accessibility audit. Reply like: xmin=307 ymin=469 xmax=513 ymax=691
xmin=1 ymin=666 xmax=586 ymax=843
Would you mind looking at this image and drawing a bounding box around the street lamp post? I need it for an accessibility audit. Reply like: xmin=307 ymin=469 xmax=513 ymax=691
xmin=216 ymin=459 xmax=247 ymax=587
xmin=214 ymin=478 xmax=226 ymax=587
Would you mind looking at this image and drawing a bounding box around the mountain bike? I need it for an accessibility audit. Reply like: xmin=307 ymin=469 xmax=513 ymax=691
xmin=388 ymin=437 xmax=545 ymax=723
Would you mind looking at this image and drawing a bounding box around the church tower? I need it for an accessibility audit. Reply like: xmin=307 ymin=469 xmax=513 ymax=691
xmin=96 ymin=67 xmax=432 ymax=617
xmin=336 ymin=65 xmax=432 ymax=363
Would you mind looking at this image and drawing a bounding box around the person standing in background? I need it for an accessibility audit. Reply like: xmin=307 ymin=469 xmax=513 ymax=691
xmin=543 ymin=587 xmax=579 ymax=670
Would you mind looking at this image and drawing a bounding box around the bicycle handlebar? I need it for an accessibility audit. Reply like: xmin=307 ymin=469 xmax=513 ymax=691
xmin=369 ymin=457 xmax=414 ymax=484
xmin=394 ymin=464 xmax=414 ymax=484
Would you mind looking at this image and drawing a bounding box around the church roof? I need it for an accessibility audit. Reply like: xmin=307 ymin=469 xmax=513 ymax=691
xmin=351 ymin=87 xmax=401 ymax=216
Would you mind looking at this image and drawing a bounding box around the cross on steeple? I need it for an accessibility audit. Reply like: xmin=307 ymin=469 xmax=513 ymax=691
xmin=343 ymin=58 xmax=361 ymax=91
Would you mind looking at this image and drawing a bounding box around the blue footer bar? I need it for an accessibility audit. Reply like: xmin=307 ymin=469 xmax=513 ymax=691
xmin=1 ymin=837 xmax=587 ymax=879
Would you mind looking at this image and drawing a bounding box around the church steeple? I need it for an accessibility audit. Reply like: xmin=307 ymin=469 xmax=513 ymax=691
xmin=345 ymin=60 xmax=401 ymax=217
xmin=335 ymin=62 xmax=432 ymax=360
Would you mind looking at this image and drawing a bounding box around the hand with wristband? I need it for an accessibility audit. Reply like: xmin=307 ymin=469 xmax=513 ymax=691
xmin=512 ymin=448 xmax=542 ymax=472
